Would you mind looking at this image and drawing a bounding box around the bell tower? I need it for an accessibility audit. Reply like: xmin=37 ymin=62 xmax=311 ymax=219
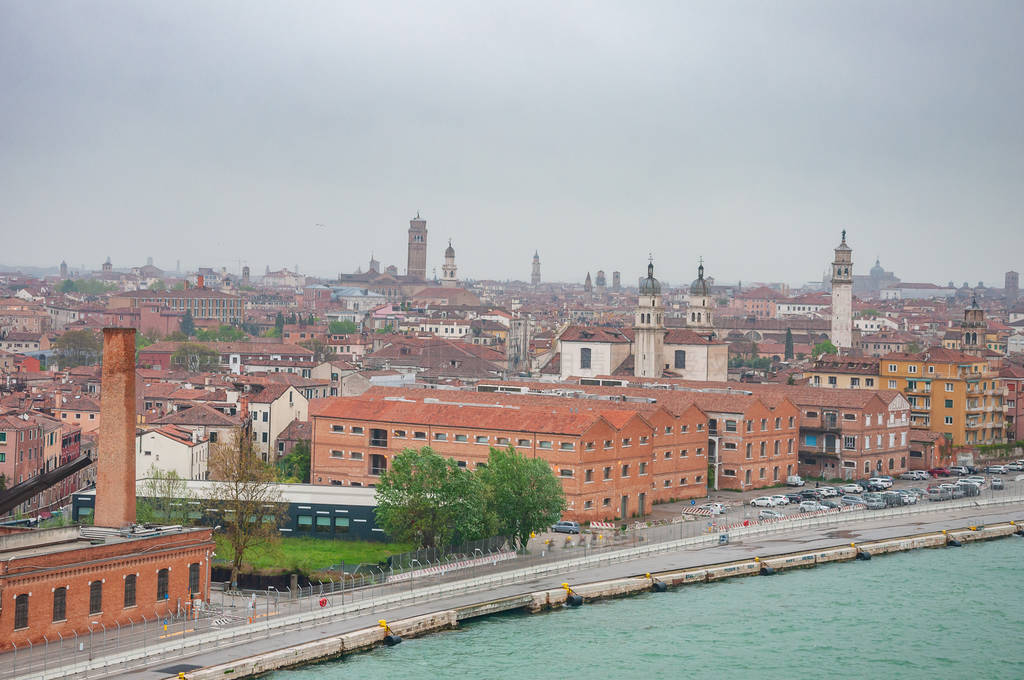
xmin=961 ymin=296 xmax=985 ymax=354
xmin=634 ymin=258 xmax=665 ymax=378
xmin=830 ymin=230 xmax=853 ymax=351
xmin=407 ymin=212 xmax=428 ymax=280
xmin=441 ymin=240 xmax=458 ymax=288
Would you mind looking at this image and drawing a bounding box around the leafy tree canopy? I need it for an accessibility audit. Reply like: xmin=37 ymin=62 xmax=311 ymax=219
xmin=478 ymin=446 xmax=566 ymax=551
xmin=328 ymin=320 xmax=358 ymax=335
xmin=54 ymin=330 xmax=102 ymax=368
xmin=812 ymin=340 xmax=838 ymax=357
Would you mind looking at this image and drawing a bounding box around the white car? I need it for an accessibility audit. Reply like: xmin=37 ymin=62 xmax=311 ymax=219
xmin=1008 ymin=462 xmax=1024 ymax=471
xmin=770 ymin=495 xmax=790 ymax=506
xmin=985 ymin=465 xmax=1009 ymax=475
xmin=899 ymin=470 xmax=928 ymax=481
xmin=799 ymin=500 xmax=825 ymax=513
xmin=869 ymin=477 xmax=893 ymax=489
xmin=698 ymin=502 xmax=728 ymax=515
xmin=818 ymin=486 xmax=839 ymax=498
xmin=758 ymin=509 xmax=784 ymax=520
xmin=964 ymin=476 xmax=986 ymax=487
xmin=751 ymin=496 xmax=776 ymax=507
xmin=840 ymin=483 xmax=864 ymax=494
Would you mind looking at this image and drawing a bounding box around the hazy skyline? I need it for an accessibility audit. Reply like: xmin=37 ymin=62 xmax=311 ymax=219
xmin=2 ymin=1 xmax=1022 ymax=287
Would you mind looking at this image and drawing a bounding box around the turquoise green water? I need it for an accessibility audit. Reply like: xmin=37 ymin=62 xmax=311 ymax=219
xmin=271 ymin=540 xmax=1024 ymax=679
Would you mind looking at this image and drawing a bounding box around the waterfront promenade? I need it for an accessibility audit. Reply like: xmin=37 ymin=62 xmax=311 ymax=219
xmin=95 ymin=500 xmax=1024 ymax=680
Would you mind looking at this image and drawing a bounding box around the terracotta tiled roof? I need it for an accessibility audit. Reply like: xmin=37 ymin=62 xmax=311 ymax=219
xmin=559 ymin=326 xmax=630 ymax=344
xmin=152 ymin=403 xmax=240 ymax=427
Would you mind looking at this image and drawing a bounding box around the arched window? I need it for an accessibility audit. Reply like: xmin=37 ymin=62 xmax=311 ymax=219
xmin=53 ymin=586 xmax=67 ymax=622
xmin=580 ymin=347 xmax=591 ymax=370
xmin=157 ymin=568 xmax=169 ymax=601
xmin=674 ymin=350 xmax=686 ymax=369
xmin=14 ymin=593 xmax=28 ymax=630
xmin=124 ymin=574 xmax=137 ymax=608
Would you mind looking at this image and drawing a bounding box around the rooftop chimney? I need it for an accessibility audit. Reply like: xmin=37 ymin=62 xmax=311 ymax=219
xmin=95 ymin=327 xmax=137 ymax=529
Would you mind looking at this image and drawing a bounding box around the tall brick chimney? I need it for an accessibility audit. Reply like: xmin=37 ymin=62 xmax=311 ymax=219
xmin=94 ymin=327 xmax=137 ymax=528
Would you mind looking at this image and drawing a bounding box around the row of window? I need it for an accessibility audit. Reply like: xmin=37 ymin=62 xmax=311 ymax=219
xmin=722 ymin=464 xmax=795 ymax=482
xmin=12 ymin=565 xmax=199 ymax=630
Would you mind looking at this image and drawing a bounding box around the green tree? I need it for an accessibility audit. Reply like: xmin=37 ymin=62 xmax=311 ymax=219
xmin=207 ymin=431 xmax=285 ymax=587
xmin=275 ymin=312 xmax=285 ymax=336
xmin=136 ymin=469 xmax=193 ymax=525
xmin=784 ymin=328 xmax=794 ymax=361
xmin=374 ymin=447 xmax=493 ymax=548
xmin=53 ymin=330 xmax=102 ymax=368
xmin=329 ymin=320 xmax=358 ymax=335
xmin=171 ymin=342 xmax=219 ymax=372
xmin=58 ymin=279 xmax=75 ymax=293
xmin=478 ymin=446 xmax=566 ymax=551
xmin=812 ymin=339 xmax=838 ymax=357
xmin=276 ymin=440 xmax=311 ymax=483
xmin=905 ymin=342 xmax=923 ymax=354
xmin=180 ymin=309 xmax=195 ymax=337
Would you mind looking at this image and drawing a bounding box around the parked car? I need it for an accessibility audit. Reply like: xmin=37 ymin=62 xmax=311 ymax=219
xmin=758 ymin=509 xmax=784 ymax=520
xmin=992 ymin=478 xmax=1005 ymax=490
xmin=898 ymin=471 xmax=919 ymax=480
xmin=948 ymin=465 xmax=970 ymax=476
xmin=771 ymin=495 xmax=790 ymax=506
xmin=820 ymin=499 xmax=841 ymax=509
xmin=786 ymin=475 xmax=805 ymax=487
xmin=798 ymin=489 xmax=823 ymax=500
xmin=840 ymin=483 xmax=864 ymax=494
xmin=928 ymin=488 xmax=952 ymax=501
xmin=697 ymin=502 xmax=729 ymax=515
xmin=964 ymin=476 xmax=986 ymax=487
xmin=784 ymin=493 xmax=804 ymax=504
xmin=819 ymin=486 xmax=840 ymax=498
xmin=881 ymin=491 xmax=905 ymax=507
xmin=895 ymin=490 xmax=918 ymax=505
xmin=869 ymin=477 xmax=894 ymax=489
xmin=841 ymin=495 xmax=867 ymax=507
xmin=862 ymin=494 xmax=886 ymax=510
xmin=751 ymin=496 xmax=776 ymax=507
xmin=1007 ymin=462 xmax=1024 ymax=471
xmin=928 ymin=467 xmax=952 ymax=477
xmin=956 ymin=480 xmax=981 ymax=497
xmin=551 ymin=521 xmax=581 ymax=534
xmin=985 ymin=465 xmax=1009 ymax=475
xmin=907 ymin=487 xmax=929 ymax=498
xmin=799 ymin=500 xmax=825 ymax=513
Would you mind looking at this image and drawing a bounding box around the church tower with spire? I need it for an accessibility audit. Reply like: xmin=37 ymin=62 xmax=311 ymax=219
xmin=961 ymin=296 xmax=985 ymax=354
xmin=830 ymin=230 xmax=854 ymax=351
xmin=686 ymin=258 xmax=714 ymax=337
xmin=634 ymin=259 xmax=665 ymax=378
xmin=441 ymin=240 xmax=458 ymax=288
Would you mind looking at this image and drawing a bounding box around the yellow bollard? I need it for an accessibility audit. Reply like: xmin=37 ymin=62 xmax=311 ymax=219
xmin=753 ymin=557 xmax=759 ymax=562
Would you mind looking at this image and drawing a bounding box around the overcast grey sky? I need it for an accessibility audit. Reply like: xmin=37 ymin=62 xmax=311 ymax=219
xmin=2 ymin=1 xmax=1022 ymax=287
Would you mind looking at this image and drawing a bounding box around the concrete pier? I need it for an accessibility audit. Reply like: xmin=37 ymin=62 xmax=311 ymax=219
xmin=168 ymin=520 xmax=1023 ymax=680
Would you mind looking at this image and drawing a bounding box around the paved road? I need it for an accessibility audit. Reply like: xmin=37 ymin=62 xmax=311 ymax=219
xmin=110 ymin=501 xmax=1024 ymax=680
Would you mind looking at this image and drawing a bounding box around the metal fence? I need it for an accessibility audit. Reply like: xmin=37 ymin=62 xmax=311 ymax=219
xmin=6 ymin=481 xmax=1024 ymax=680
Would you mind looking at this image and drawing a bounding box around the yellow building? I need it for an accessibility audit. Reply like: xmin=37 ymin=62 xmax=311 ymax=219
xmin=879 ymin=348 xmax=1005 ymax=447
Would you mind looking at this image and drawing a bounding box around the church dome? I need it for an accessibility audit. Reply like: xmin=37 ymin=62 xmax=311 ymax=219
xmin=445 ymin=240 xmax=455 ymax=258
xmin=870 ymin=259 xmax=885 ymax=277
xmin=639 ymin=261 xmax=661 ymax=295
xmin=690 ymin=262 xmax=709 ymax=296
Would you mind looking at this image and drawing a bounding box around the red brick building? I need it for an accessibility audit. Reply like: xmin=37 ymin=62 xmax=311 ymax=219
xmin=310 ymin=391 xmax=710 ymax=522
xmin=998 ymin=364 xmax=1024 ymax=442
xmin=0 ymin=525 xmax=214 ymax=651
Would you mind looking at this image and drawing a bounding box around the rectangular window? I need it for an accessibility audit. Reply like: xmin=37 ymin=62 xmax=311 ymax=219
xmin=584 ymin=500 xmax=594 ymax=509
xmin=350 ymin=451 xmax=363 ymax=460
xmin=351 ymin=426 xmax=364 ymax=435
xmin=53 ymin=587 xmax=67 ymax=622
xmin=298 ymin=515 xmax=313 ymax=528
xmin=603 ymin=466 xmax=612 ymax=480
xmin=124 ymin=574 xmax=137 ymax=608
xmin=454 ymin=434 xmax=468 ymax=442
xmin=90 ymin=580 xmax=103 ymax=614
xmin=622 ymin=438 xmax=631 ymax=447
xmin=559 ymin=442 xmax=574 ymax=451
xmin=665 ymin=426 xmax=672 ymax=434
xmin=725 ymin=420 xmax=737 ymax=432
xmin=945 ymin=383 xmax=954 ymax=392
xmin=889 ymin=380 xmax=898 ymax=389
xmin=434 ymin=433 xmax=447 ymax=441
xmin=585 ymin=469 xmax=593 ymax=482
xmin=538 ymin=440 xmax=553 ymax=449
xmin=889 ymin=364 xmax=897 ymax=372
xmin=945 ymin=399 xmax=953 ymax=408
xmin=639 ymin=462 xmax=647 ymax=475
xmin=559 ymin=468 xmax=574 ymax=478
xmin=865 ymin=378 xmax=874 ymax=387
xmin=664 ymin=451 xmax=672 ymax=459
xmin=639 ymin=436 xmax=648 ymax=444
xmin=414 ymin=431 xmax=426 ymax=440
xmin=497 ymin=437 xmax=510 ymax=445
xmin=475 ymin=435 xmax=489 ymax=444
xmin=518 ymin=438 xmax=531 ymax=447
xmin=330 ymin=449 xmax=344 ymax=458
xmin=945 ymin=416 xmax=953 ymax=425
xmin=621 ymin=464 xmax=630 ymax=477
xmin=844 ymin=436 xmax=857 ymax=450
xmin=394 ymin=430 xmax=406 ymax=438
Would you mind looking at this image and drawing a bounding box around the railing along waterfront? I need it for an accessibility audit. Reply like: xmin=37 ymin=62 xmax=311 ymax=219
xmin=6 ymin=482 xmax=1024 ymax=680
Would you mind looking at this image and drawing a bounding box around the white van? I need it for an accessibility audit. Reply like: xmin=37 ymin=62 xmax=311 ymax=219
xmin=786 ymin=475 xmax=805 ymax=487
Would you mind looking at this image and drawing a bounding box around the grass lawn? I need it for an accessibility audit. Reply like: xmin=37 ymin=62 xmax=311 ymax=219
xmin=215 ymin=535 xmax=414 ymax=574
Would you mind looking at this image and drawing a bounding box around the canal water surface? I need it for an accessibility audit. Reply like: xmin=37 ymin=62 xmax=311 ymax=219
xmin=271 ymin=539 xmax=1024 ymax=679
